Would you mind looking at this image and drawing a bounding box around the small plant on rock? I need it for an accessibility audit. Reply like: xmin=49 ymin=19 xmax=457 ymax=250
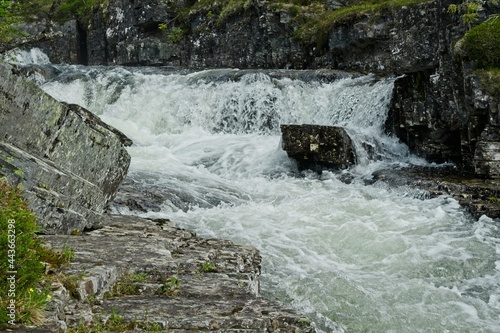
xmin=201 ymin=260 xmax=216 ymax=272
xmin=158 ymin=275 xmax=180 ymax=296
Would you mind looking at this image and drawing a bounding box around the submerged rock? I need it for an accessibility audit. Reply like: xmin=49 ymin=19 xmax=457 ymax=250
xmin=0 ymin=62 xmax=131 ymax=233
xmin=280 ymin=124 xmax=356 ymax=172
xmin=372 ymin=166 xmax=500 ymax=220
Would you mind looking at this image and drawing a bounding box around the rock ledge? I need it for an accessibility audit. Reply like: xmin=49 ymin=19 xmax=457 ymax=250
xmin=8 ymin=214 xmax=316 ymax=333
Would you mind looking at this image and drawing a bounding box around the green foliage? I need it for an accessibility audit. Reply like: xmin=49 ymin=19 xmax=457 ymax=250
xmin=448 ymin=1 xmax=481 ymax=26
xmin=0 ymin=0 xmax=22 ymax=42
xmin=0 ymin=178 xmax=47 ymax=327
xmin=448 ymin=0 xmax=499 ymax=27
xmin=158 ymin=275 xmax=180 ymax=296
xmin=167 ymin=26 xmax=184 ymax=43
xmin=201 ymin=260 xmax=215 ymax=272
xmin=463 ymin=15 xmax=500 ymax=68
xmin=158 ymin=23 xmax=184 ymax=43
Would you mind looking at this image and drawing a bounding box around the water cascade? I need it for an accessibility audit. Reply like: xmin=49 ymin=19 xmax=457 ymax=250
xmin=11 ymin=51 xmax=500 ymax=332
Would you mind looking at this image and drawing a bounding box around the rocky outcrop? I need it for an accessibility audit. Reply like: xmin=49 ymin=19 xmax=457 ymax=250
xmin=17 ymin=214 xmax=315 ymax=332
xmin=0 ymin=61 xmax=131 ymax=233
xmin=280 ymin=124 xmax=355 ymax=171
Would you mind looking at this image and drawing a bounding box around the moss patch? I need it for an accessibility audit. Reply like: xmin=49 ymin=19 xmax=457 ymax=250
xmin=463 ymin=15 xmax=500 ymax=69
xmin=289 ymin=0 xmax=432 ymax=48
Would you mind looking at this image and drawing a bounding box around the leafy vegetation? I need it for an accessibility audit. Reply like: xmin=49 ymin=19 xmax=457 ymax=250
xmin=0 ymin=178 xmax=69 ymax=327
xmin=448 ymin=0 xmax=499 ymax=28
xmin=201 ymin=260 xmax=216 ymax=272
xmin=0 ymin=0 xmax=24 ymax=42
xmin=157 ymin=275 xmax=180 ymax=296
xmin=159 ymin=24 xmax=184 ymax=43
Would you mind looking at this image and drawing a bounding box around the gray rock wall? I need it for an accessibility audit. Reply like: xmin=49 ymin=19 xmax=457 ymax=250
xmin=0 ymin=62 xmax=132 ymax=233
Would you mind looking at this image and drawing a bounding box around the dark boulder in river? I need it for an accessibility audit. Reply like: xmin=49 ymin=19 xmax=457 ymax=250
xmin=280 ymin=124 xmax=356 ymax=171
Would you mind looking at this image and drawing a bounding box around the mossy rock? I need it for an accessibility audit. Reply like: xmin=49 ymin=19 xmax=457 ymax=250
xmin=463 ymin=15 xmax=500 ymax=69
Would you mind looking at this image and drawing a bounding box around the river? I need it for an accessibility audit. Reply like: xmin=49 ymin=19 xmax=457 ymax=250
xmin=9 ymin=49 xmax=500 ymax=333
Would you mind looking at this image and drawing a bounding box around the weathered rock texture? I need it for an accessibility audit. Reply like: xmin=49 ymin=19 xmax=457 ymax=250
xmin=19 ymin=214 xmax=315 ymax=332
xmin=280 ymin=124 xmax=355 ymax=171
xmin=0 ymin=62 xmax=132 ymax=233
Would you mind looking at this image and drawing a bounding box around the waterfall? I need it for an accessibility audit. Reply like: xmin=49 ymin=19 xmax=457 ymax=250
xmin=9 ymin=49 xmax=500 ymax=333
xmin=39 ymin=64 xmax=417 ymax=167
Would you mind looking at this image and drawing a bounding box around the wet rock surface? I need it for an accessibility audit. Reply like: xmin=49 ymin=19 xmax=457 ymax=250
xmin=10 ymin=214 xmax=316 ymax=332
xmin=371 ymin=166 xmax=500 ymax=220
xmin=280 ymin=124 xmax=356 ymax=172
xmin=0 ymin=62 xmax=131 ymax=233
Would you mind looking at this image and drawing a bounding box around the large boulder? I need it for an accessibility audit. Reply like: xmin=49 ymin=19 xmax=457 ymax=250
xmin=280 ymin=124 xmax=355 ymax=172
xmin=0 ymin=62 xmax=132 ymax=234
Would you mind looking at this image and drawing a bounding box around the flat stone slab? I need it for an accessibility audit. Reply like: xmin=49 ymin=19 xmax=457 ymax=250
xmin=11 ymin=214 xmax=315 ymax=332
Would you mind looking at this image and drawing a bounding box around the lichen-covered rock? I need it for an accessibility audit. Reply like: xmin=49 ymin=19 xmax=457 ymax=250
xmin=280 ymin=124 xmax=355 ymax=171
xmin=0 ymin=61 xmax=131 ymax=233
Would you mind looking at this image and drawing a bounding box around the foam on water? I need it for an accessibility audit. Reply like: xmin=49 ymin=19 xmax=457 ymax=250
xmin=14 ymin=51 xmax=497 ymax=332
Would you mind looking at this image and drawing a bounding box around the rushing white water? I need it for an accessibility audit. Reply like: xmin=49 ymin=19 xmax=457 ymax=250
xmin=11 ymin=50 xmax=500 ymax=332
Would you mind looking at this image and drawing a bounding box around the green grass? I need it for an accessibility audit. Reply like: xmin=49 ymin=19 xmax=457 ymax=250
xmin=0 ymin=177 xmax=76 ymax=328
xmin=0 ymin=178 xmax=47 ymax=326
xmin=289 ymin=0 xmax=432 ymax=48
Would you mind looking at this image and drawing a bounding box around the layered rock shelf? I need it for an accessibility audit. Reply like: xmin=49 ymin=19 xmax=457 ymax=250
xmin=10 ymin=215 xmax=316 ymax=332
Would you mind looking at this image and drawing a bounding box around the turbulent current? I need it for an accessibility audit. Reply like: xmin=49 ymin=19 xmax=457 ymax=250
xmin=11 ymin=49 xmax=500 ymax=332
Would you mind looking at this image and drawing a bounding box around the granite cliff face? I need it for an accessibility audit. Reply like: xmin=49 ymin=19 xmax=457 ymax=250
xmin=0 ymin=61 xmax=131 ymax=234
xmin=24 ymin=0 xmax=500 ymax=178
